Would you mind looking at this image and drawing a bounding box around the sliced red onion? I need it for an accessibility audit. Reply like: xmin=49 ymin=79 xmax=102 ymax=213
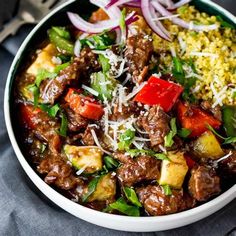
xmin=67 ymin=11 xmax=138 ymax=34
xmin=151 ymin=0 xmax=218 ymax=31
xmin=74 ymin=39 xmax=82 ymax=57
xmin=158 ymin=0 xmax=174 ymax=9
xmin=169 ymin=0 xmax=192 ymax=10
xmin=123 ymin=0 xmax=141 ymax=8
xmin=90 ymin=0 xmax=122 ymax=43
xmin=149 ymin=4 xmax=170 ymax=39
xmin=106 ymin=0 xmax=134 ymax=9
xmin=141 ymin=0 xmax=171 ymax=41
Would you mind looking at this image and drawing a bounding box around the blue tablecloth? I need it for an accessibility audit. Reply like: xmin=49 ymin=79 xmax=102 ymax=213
xmin=0 ymin=1 xmax=235 ymax=235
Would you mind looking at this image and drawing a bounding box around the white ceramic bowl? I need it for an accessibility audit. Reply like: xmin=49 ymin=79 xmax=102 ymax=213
xmin=4 ymin=0 xmax=236 ymax=232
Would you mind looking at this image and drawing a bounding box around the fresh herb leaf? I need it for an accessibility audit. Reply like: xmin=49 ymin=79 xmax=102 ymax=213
xmin=39 ymin=104 xmax=60 ymax=117
xmin=98 ymin=54 xmax=110 ymax=73
xmin=35 ymin=69 xmax=57 ymax=87
xmin=28 ymin=85 xmax=39 ymax=107
xmin=154 ymin=153 xmax=170 ymax=161
xmin=52 ymin=26 xmax=71 ymax=39
xmin=58 ymin=112 xmax=68 ymax=137
xmin=104 ymin=156 xmax=119 ymax=169
xmin=91 ymin=72 xmax=117 ymax=101
xmin=164 ymin=118 xmax=177 ymax=147
xmin=82 ymin=176 xmax=101 ymax=202
xmin=162 ymin=185 xmax=172 ymax=196
xmin=216 ymin=15 xmax=235 ymax=29
xmin=54 ymin=62 xmax=70 ymax=74
xmin=108 ymin=197 xmax=140 ymax=216
xmin=118 ymin=129 xmax=135 ymax=151
xmin=57 ymin=54 xmax=71 ymax=63
xmin=177 ymin=128 xmax=192 ymax=138
xmin=207 ymin=124 xmax=236 ymax=145
xmin=119 ymin=8 xmax=126 ymax=46
xmin=207 ymin=124 xmax=225 ymax=139
xmin=123 ymin=187 xmax=142 ymax=207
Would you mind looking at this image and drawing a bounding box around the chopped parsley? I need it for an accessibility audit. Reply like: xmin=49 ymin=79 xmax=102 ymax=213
xmin=216 ymin=15 xmax=235 ymax=29
xmin=177 ymin=128 xmax=192 ymax=138
xmin=118 ymin=129 xmax=135 ymax=151
xmin=123 ymin=187 xmax=142 ymax=207
xmin=104 ymin=156 xmax=119 ymax=170
xmin=164 ymin=118 xmax=177 ymax=147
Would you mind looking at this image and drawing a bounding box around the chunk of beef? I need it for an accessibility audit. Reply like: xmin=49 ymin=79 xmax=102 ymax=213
xmin=115 ymin=154 xmax=161 ymax=186
xmin=20 ymin=104 xmax=61 ymax=154
xmin=125 ymin=34 xmax=153 ymax=84
xmin=200 ymin=100 xmax=222 ymax=121
xmin=81 ymin=126 xmax=95 ymax=146
xmin=40 ymin=48 xmax=100 ymax=104
xmin=137 ymin=185 xmax=195 ymax=216
xmin=188 ymin=166 xmax=221 ymax=201
xmin=109 ymin=101 xmax=141 ymax=121
xmin=64 ymin=105 xmax=88 ymax=132
xmin=38 ymin=156 xmax=83 ymax=190
xmin=137 ymin=105 xmax=170 ymax=147
xmin=218 ymin=150 xmax=236 ymax=179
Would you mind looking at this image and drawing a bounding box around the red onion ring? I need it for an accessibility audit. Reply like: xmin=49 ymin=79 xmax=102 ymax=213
xmin=141 ymin=0 xmax=171 ymax=41
xmin=106 ymin=0 xmax=141 ymax=9
xmin=67 ymin=11 xmax=138 ymax=34
xmin=169 ymin=0 xmax=192 ymax=10
xmin=151 ymin=0 xmax=218 ymax=31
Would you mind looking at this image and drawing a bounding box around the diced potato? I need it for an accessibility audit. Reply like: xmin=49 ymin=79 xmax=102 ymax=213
xmin=64 ymin=145 xmax=103 ymax=174
xmin=27 ymin=44 xmax=58 ymax=75
xmin=159 ymin=151 xmax=188 ymax=189
xmin=193 ymin=131 xmax=224 ymax=159
xmin=88 ymin=173 xmax=116 ymax=202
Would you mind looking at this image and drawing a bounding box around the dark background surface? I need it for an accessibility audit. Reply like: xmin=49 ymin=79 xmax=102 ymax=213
xmin=0 ymin=0 xmax=235 ymax=235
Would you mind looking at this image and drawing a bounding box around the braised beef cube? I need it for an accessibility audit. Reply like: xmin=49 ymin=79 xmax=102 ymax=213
xmin=188 ymin=166 xmax=221 ymax=201
xmin=38 ymin=156 xmax=83 ymax=190
xmin=65 ymin=106 xmax=88 ymax=132
xmin=218 ymin=150 xmax=236 ymax=179
xmin=137 ymin=185 xmax=195 ymax=216
xmin=40 ymin=48 xmax=100 ymax=104
xmin=81 ymin=126 xmax=96 ymax=146
xmin=116 ymin=154 xmax=161 ymax=186
xmin=137 ymin=105 xmax=170 ymax=147
xmin=125 ymin=34 xmax=153 ymax=84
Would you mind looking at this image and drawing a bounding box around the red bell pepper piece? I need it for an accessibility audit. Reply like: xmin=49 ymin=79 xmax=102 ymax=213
xmin=65 ymin=88 xmax=104 ymax=120
xmin=177 ymin=101 xmax=221 ymax=137
xmin=20 ymin=104 xmax=41 ymax=129
xmin=184 ymin=154 xmax=196 ymax=169
xmin=134 ymin=75 xmax=183 ymax=112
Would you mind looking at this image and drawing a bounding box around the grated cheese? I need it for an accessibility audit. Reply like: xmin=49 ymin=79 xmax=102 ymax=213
xmin=190 ymin=51 xmax=219 ymax=59
xmin=152 ymin=14 xmax=180 ymax=21
xmin=82 ymin=84 xmax=99 ymax=97
xmin=125 ymin=82 xmax=147 ymax=101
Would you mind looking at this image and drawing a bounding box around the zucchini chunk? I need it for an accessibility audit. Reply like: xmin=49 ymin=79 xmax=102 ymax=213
xmin=64 ymin=145 xmax=103 ymax=174
xmin=159 ymin=151 xmax=188 ymax=189
xmin=88 ymin=173 xmax=116 ymax=202
xmin=193 ymin=131 xmax=224 ymax=159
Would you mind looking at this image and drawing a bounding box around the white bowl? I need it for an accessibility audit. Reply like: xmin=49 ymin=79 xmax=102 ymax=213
xmin=4 ymin=0 xmax=236 ymax=232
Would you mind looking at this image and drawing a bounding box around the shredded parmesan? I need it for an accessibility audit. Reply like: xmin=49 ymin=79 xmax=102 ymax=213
xmin=82 ymin=84 xmax=99 ymax=96
xmin=152 ymin=14 xmax=180 ymax=21
xmin=215 ymin=151 xmax=232 ymax=163
xmin=190 ymin=52 xmax=219 ymax=59
xmin=125 ymin=82 xmax=147 ymax=101
xmin=91 ymin=129 xmax=112 ymax=155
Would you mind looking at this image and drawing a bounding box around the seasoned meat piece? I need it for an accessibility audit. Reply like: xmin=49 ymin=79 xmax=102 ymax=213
xmin=218 ymin=150 xmax=236 ymax=178
xmin=137 ymin=185 xmax=195 ymax=216
xmin=81 ymin=126 xmax=95 ymax=146
xmin=40 ymin=48 xmax=100 ymax=104
xmin=109 ymin=101 xmax=141 ymax=121
xmin=200 ymin=100 xmax=222 ymax=121
xmin=188 ymin=166 xmax=221 ymax=201
xmin=116 ymin=154 xmax=161 ymax=186
xmin=20 ymin=104 xmax=61 ymax=154
xmin=64 ymin=105 xmax=88 ymax=132
xmin=38 ymin=156 xmax=83 ymax=190
xmin=125 ymin=34 xmax=153 ymax=84
xmin=137 ymin=105 xmax=170 ymax=147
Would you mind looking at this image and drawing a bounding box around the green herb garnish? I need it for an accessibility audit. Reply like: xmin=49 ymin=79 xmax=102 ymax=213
xmin=118 ymin=129 xmax=135 ymax=151
xmin=58 ymin=112 xmax=68 ymax=137
xmin=207 ymin=124 xmax=236 ymax=145
xmin=123 ymin=187 xmax=142 ymax=207
xmin=54 ymin=62 xmax=70 ymax=74
xmin=164 ymin=118 xmax=177 ymax=147
xmin=82 ymin=176 xmax=101 ymax=202
xmin=177 ymin=128 xmax=192 ymax=138
xmin=52 ymin=26 xmax=71 ymax=39
xmin=162 ymin=185 xmax=172 ymax=196
xmin=108 ymin=197 xmax=140 ymax=216
xmin=98 ymin=54 xmax=110 ymax=73
xmin=216 ymin=15 xmax=235 ymax=29
xmin=104 ymin=156 xmax=119 ymax=169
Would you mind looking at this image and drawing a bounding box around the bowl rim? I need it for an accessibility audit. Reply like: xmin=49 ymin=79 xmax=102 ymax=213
xmin=4 ymin=0 xmax=236 ymax=232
